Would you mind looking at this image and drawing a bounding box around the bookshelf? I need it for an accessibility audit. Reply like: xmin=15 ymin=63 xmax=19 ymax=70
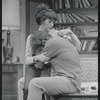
xmin=52 ymin=0 xmax=98 ymax=55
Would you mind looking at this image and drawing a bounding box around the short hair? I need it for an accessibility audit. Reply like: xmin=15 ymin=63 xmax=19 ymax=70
xmin=35 ymin=3 xmax=57 ymax=25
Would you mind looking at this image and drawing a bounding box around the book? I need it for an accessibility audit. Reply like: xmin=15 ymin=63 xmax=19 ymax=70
xmin=67 ymin=14 xmax=74 ymax=22
xmin=64 ymin=0 xmax=70 ymax=9
xmin=69 ymin=0 xmax=72 ymax=8
xmin=65 ymin=14 xmax=71 ymax=23
xmin=64 ymin=14 xmax=70 ymax=23
xmin=71 ymin=13 xmax=85 ymax=22
xmin=85 ymin=0 xmax=91 ymax=7
xmin=88 ymin=41 xmax=96 ymax=51
xmin=72 ymin=0 xmax=75 ymax=8
xmin=75 ymin=0 xmax=79 ymax=8
xmin=81 ymin=0 xmax=88 ymax=8
xmin=65 ymin=14 xmax=73 ymax=23
xmin=93 ymin=40 xmax=98 ymax=50
xmin=88 ymin=0 xmax=98 ymax=6
xmin=76 ymin=13 xmax=92 ymax=22
xmin=81 ymin=40 xmax=87 ymax=51
xmin=55 ymin=1 xmax=58 ymax=9
xmin=77 ymin=40 xmax=84 ymax=51
xmin=56 ymin=13 xmax=62 ymax=23
xmin=61 ymin=13 xmax=67 ymax=23
xmin=69 ymin=14 xmax=77 ymax=22
xmin=80 ymin=40 xmax=85 ymax=51
xmin=78 ymin=0 xmax=83 ymax=8
xmin=85 ymin=40 xmax=92 ymax=51
xmin=58 ymin=0 xmax=63 ymax=9
xmin=71 ymin=13 xmax=81 ymax=22
xmin=85 ymin=15 xmax=97 ymax=22
xmin=67 ymin=14 xmax=75 ymax=22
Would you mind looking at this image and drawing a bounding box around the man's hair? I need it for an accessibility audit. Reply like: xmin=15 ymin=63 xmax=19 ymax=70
xmin=35 ymin=3 xmax=57 ymax=25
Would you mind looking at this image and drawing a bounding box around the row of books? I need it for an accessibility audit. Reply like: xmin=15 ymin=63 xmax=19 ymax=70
xmin=78 ymin=40 xmax=98 ymax=51
xmin=53 ymin=0 xmax=98 ymax=9
xmin=55 ymin=13 xmax=97 ymax=24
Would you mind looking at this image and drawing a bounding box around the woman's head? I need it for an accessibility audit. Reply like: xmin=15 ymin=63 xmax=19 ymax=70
xmin=35 ymin=3 xmax=57 ymax=26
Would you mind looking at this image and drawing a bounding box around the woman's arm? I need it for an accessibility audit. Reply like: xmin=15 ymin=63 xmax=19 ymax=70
xmin=25 ymin=34 xmax=36 ymax=65
xmin=57 ymin=28 xmax=81 ymax=49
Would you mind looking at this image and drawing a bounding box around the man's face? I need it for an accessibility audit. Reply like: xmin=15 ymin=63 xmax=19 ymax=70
xmin=43 ymin=18 xmax=54 ymax=33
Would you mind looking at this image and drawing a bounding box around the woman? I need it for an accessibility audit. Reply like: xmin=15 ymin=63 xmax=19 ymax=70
xmin=27 ymin=3 xmax=81 ymax=99
xmin=19 ymin=3 xmax=81 ymax=100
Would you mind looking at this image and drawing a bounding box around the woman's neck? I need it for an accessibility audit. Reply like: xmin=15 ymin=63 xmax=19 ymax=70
xmin=39 ymin=26 xmax=51 ymax=36
xmin=39 ymin=26 xmax=46 ymax=32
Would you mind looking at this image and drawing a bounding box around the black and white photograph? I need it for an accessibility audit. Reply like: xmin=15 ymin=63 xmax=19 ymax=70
xmin=2 ymin=0 xmax=98 ymax=100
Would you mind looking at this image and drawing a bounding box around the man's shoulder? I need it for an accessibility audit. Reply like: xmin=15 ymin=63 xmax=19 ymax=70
xmin=47 ymin=36 xmax=62 ymax=46
xmin=48 ymin=36 xmax=63 ymax=42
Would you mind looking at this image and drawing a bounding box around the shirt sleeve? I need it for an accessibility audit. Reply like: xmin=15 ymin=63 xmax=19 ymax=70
xmin=25 ymin=34 xmax=34 ymax=65
xmin=41 ymin=38 xmax=60 ymax=59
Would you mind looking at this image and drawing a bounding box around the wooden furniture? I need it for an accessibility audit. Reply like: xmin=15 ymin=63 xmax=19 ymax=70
xmin=2 ymin=64 xmax=23 ymax=100
xmin=53 ymin=93 xmax=98 ymax=100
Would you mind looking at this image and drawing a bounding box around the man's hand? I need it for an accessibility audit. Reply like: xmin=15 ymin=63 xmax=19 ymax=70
xmin=34 ymin=62 xmax=44 ymax=69
xmin=34 ymin=52 xmax=50 ymax=63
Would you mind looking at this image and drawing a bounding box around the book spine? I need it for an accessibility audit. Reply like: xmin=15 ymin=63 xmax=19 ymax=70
xmin=88 ymin=41 xmax=96 ymax=51
xmin=76 ymin=13 xmax=92 ymax=22
xmin=65 ymin=14 xmax=72 ymax=23
xmin=56 ymin=13 xmax=62 ymax=23
xmin=81 ymin=40 xmax=87 ymax=51
xmin=85 ymin=15 xmax=96 ymax=22
xmin=64 ymin=0 xmax=70 ymax=8
xmin=88 ymin=0 xmax=97 ymax=6
xmin=78 ymin=0 xmax=83 ymax=8
xmin=85 ymin=0 xmax=91 ymax=7
xmin=92 ymin=40 xmax=98 ymax=50
xmin=75 ymin=0 xmax=79 ymax=8
xmin=69 ymin=14 xmax=77 ymax=22
xmin=81 ymin=0 xmax=88 ymax=8
xmin=61 ymin=13 xmax=67 ymax=23
xmin=67 ymin=14 xmax=74 ymax=22
xmin=58 ymin=0 xmax=63 ymax=9
xmin=71 ymin=13 xmax=84 ymax=22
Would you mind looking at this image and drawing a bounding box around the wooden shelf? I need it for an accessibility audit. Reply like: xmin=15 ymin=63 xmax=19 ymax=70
xmin=79 ymin=50 xmax=98 ymax=54
xmin=54 ymin=21 xmax=98 ymax=26
xmin=78 ymin=37 xmax=98 ymax=40
xmin=54 ymin=6 xmax=98 ymax=13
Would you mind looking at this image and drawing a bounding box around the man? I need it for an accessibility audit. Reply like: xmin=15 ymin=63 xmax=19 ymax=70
xmin=27 ymin=34 xmax=81 ymax=100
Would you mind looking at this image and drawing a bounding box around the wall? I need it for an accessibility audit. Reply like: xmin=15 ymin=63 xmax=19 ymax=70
xmin=30 ymin=1 xmax=39 ymax=33
xmin=2 ymin=0 xmax=26 ymax=65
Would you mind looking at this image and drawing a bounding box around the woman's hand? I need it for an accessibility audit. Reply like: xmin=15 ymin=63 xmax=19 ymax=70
xmin=58 ymin=28 xmax=73 ymax=37
xmin=34 ymin=52 xmax=50 ymax=63
xmin=49 ymin=29 xmax=59 ymax=37
xmin=57 ymin=28 xmax=81 ymax=48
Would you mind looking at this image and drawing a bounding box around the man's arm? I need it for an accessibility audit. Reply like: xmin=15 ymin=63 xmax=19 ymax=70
xmin=41 ymin=38 xmax=59 ymax=59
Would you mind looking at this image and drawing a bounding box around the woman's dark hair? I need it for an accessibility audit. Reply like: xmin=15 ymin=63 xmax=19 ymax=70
xmin=35 ymin=3 xmax=57 ymax=25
